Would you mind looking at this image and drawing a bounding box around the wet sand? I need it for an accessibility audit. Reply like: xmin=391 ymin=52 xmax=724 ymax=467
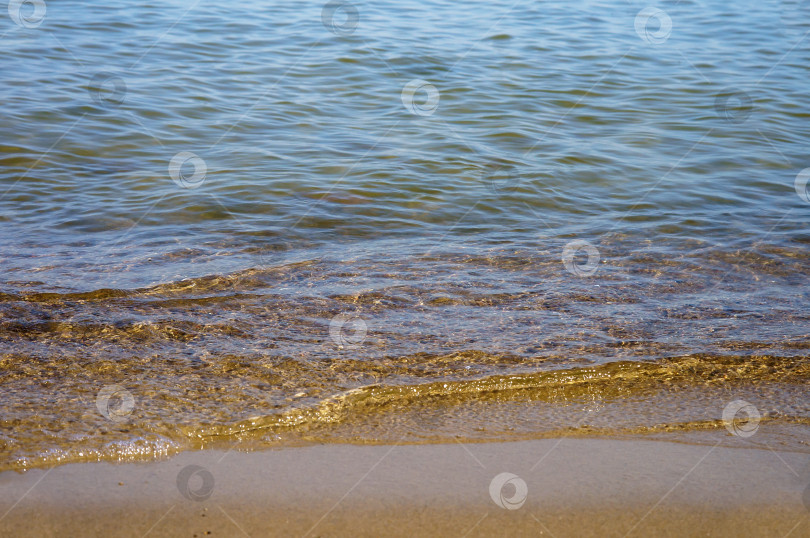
xmin=1 ymin=437 xmax=808 ymax=537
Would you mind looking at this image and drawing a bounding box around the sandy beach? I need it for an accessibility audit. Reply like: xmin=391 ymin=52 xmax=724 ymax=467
xmin=4 ymin=0 xmax=810 ymax=536
xmin=1 ymin=436 xmax=808 ymax=537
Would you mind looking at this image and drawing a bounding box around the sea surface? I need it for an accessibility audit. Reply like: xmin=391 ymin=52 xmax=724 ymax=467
xmin=1 ymin=0 xmax=810 ymax=469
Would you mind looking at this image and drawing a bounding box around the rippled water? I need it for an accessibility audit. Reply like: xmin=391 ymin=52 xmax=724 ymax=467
xmin=1 ymin=0 xmax=810 ymax=469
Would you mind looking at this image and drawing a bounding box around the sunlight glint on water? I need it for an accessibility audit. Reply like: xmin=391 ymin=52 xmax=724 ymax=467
xmin=1 ymin=0 xmax=809 ymax=469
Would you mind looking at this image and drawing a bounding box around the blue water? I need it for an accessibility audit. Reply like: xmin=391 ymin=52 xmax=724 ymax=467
xmin=1 ymin=0 xmax=809 ymax=468
xmin=1 ymin=0 xmax=809 ymax=288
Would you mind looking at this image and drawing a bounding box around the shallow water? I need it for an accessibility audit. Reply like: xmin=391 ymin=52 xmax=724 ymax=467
xmin=1 ymin=0 xmax=810 ymax=469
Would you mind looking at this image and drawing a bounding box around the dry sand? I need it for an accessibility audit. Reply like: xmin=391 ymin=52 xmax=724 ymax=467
xmin=1 ymin=437 xmax=809 ymax=537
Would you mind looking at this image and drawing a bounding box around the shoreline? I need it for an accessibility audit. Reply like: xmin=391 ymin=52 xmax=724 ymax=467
xmin=1 ymin=437 xmax=808 ymax=537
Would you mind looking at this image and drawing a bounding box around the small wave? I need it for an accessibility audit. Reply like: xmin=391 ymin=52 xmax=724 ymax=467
xmin=192 ymin=354 xmax=810 ymax=440
xmin=3 ymin=353 xmax=809 ymax=471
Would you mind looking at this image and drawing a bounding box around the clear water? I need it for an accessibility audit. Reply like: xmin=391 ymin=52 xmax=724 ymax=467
xmin=1 ymin=0 xmax=809 ymax=469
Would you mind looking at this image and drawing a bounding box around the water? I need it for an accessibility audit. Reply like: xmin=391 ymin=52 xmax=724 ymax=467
xmin=1 ymin=0 xmax=810 ymax=469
